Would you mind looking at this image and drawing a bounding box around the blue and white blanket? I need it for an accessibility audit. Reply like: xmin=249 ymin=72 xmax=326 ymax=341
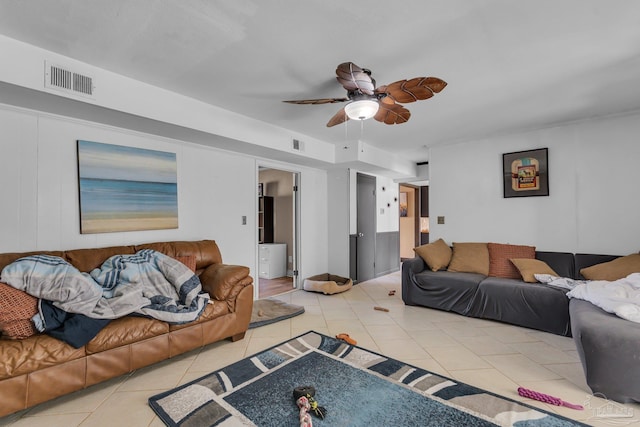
xmin=1 ymin=249 xmax=209 ymax=324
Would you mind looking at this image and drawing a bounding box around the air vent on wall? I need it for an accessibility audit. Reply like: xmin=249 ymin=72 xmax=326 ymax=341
xmin=292 ymin=138 xmax=304 ymax=151
xmin=44 ymin=61 xmax=95 ymax=98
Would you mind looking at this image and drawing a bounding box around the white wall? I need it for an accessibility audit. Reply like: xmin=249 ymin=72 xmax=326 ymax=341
xmin=0 ymin=104 xmax=329 ymax=286
xmin=376 ymin=175 xmax=400 ymax=233
xmin=429 ymin=111 xmax=640 ymax=255
xmin=347 ymin=170 xmax=400 ymax=235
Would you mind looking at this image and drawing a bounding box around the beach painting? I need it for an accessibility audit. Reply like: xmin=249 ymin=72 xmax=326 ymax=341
xmin=77 ymin=140 xmax=178 ymax=233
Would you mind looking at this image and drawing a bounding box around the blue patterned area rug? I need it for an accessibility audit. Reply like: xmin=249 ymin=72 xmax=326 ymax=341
xmin=148 ymin=331 xmax=587 ymax=427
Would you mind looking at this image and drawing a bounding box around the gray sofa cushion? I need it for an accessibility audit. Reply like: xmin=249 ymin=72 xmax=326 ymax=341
xmin=402 ymin=260 xmax=484 ymax=314
xmin=466 ymin=277 xmax=571 ymax=336
xmin=535 ymin=251 xmax=575 ymax=279
xmin=570 ymin=299 xmax=640 ymax=403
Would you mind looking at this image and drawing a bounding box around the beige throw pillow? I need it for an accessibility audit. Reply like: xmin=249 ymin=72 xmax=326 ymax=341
xmin=510 ymin=258 xmax=558 ymax=283
xmin=580 ymin=253 xmax=640 ymax=281
xmin=413 ymin=239 xmax=452 ymax=271
xmin=447 ymin=242 xmax=489 ymax=275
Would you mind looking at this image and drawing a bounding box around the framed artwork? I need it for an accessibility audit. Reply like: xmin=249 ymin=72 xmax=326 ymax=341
xmin=77 ymin=140 xmax=178 ymax=233
xmin=399 ymin=192 xmax=408 ymax=217
xmin=258 ymin=183 xmax=264 ymax=197
xmin=502 ymin=148 xmax=549 ymax=198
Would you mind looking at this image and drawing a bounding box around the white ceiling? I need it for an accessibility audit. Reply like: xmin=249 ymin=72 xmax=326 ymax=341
xmin=1 ymin=0 xmax=640 ymax=164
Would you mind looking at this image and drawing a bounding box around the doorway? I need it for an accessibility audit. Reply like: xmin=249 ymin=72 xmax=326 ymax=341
xmin=399 ymin=184 xmax=420 ymax=260
xmin=398 ymin=183 xmax=429 ymax=262
xmin=258 ymin=167 xmax=299 ymax=298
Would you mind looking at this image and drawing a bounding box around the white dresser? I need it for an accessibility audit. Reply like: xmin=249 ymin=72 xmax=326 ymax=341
xmin=258 ymin=243 xmax=287 ymax=279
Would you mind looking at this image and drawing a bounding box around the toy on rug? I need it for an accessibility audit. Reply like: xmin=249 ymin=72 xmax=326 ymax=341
xmin=517 ymin=387 xmax=584 ymax=410
xmin=303 ymin=273 xmax=353 ymax=295
xmin=296 ymin=395 xmax=313 ymax=427
xmin=293 ymin=386 xmax=327 ymax=420
xmin=335 ymin=333 xmax=357 ymax=345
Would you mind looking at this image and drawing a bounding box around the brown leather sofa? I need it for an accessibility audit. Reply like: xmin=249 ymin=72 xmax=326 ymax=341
xmin=0 ymin=239 xmax=253 ymax=417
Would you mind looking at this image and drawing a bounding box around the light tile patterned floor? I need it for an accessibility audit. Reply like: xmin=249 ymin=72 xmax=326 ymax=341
xmin=2 ymin=271 xmax=639 ymax=426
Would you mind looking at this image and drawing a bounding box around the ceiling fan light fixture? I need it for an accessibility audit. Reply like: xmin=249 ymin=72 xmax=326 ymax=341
xmin=344 ymin=99 xmax=379 ymax=121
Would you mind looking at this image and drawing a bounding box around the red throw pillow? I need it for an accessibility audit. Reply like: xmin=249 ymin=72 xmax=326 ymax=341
xmin=487 ymin=243 xmax=535 ymax=279
xmin=0 ymin=282 xmax=39 ymax=339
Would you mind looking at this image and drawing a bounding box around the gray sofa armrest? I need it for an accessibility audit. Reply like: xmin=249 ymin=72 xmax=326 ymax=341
xmin=570 ymin=298 xmax=640 ymax=403
xmin=402 ymin=256 xmax=427 ymax=275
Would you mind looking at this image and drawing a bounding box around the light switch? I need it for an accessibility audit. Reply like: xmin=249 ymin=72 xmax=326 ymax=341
xmin=437 ymin=216 xmax=445 ymax=224
xmin=242 ymin=216 xmax=247 ymax=225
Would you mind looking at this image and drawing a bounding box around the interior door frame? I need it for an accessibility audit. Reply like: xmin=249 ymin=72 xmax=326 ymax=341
xmin=398 ymin=183 xmax=421 ymax=260
xmin=356 ymin=172 xmax=377 ymax=283
xmin=256 ymin=163 xmax=301 ymax=299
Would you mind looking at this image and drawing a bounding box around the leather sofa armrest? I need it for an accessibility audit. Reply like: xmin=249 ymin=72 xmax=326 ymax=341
xmin=199 ymin=264 xmax=253 ymax=302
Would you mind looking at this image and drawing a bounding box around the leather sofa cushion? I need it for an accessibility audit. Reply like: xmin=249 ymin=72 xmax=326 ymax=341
xmin=0 ymin=251 xmax=64 ymax=272
xmin=136 ymin=240 xmax=222 ymax=271
xmin=65 ymin=246 xmax=135 ymax=272
xmin=0 ymin=334 xmax=85 ymax=379
xmin=175 ymin=255 xmax=197 ymax=272
xmin=86 ymin=316 xmax=169 ymax=354
xmin=169 ymin=300 xmax=229 ymax=331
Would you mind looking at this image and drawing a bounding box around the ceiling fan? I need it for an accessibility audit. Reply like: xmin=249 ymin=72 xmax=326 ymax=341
xmin=283 ymin=62 xmax=447 ymax=127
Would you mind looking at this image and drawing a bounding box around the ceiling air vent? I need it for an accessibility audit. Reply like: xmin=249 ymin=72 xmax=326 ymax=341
xmin=45 ymin=61 xmax=95 ymax=98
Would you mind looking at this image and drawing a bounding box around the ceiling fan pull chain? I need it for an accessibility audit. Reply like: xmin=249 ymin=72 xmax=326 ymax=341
xmin=343 ymin=114 xmax=349 ymax=149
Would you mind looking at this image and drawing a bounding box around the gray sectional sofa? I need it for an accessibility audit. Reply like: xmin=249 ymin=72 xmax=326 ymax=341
xmin=402 ymin=248 xmax=640 ymax=403
xmin=402 ymin=250 xmax=576 ymax=336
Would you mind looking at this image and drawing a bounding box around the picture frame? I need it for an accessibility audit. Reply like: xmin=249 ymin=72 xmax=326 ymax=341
xmin=258 ymin=183 xmax=264 ymax=197
xmin=77 ymin=140 xmax=178 ymax=233
xmin=502 ymin=148 xmax=549 ymax=198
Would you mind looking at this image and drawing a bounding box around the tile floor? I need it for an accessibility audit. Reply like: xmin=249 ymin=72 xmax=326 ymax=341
xmin=2 ymin=271 xmax=639 ymax=427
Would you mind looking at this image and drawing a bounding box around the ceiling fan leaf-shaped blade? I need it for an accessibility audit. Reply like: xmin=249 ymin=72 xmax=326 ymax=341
xmin=326 ymin=107 xmax=349 ymax=127
xmin=374 ymin=103 xmax=411 ymax=125
xmin=336 ymin=62 xmax=375 ymax=95
xmin=283 ymin=98 xmax=349 ymax=105
xmin=374 ymin=85 xmax=387 ymax=94
xmin=423 ymin=77 xmax=447 ymax=93
xmin=384 ymin=77 xmax=447 ymax=103
xmin=380 ymin=95 xmax=395 ymax=105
